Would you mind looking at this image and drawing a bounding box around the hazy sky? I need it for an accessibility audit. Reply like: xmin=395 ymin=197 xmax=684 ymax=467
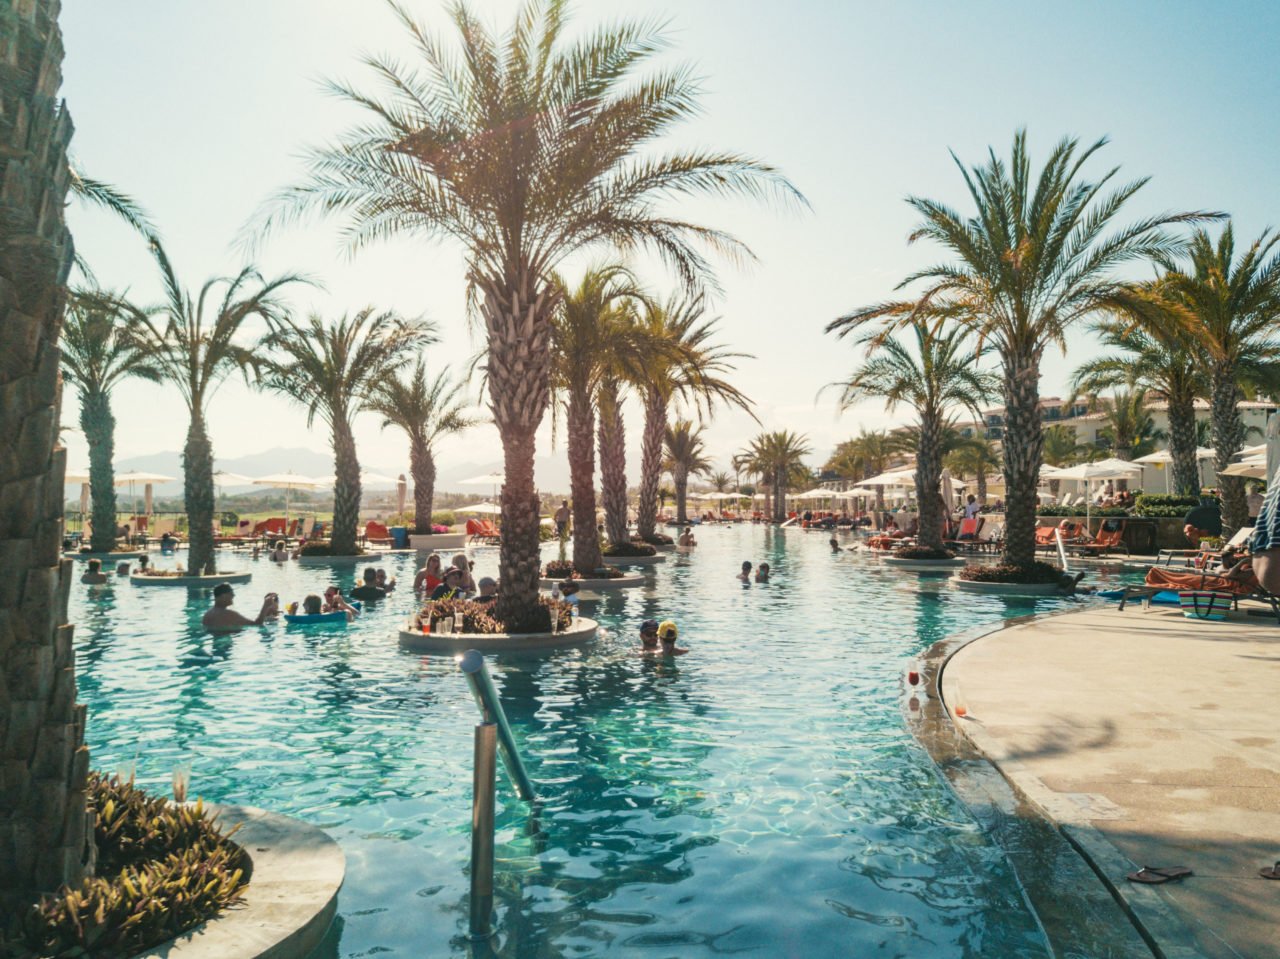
xmin=59 ymin=0 xmax=1280 ymax=486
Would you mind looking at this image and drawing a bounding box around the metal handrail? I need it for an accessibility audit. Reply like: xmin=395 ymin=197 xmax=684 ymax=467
xmin=457 ymin=649 xmax=537 ymax=802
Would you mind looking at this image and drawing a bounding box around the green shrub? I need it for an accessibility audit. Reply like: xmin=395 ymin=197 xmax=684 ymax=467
xmin=416 ymin=596 xmax=572 ymax=634
xmin=1133 ymin=493 xmax=1204 ymax=518
xmin=959 ymin=561 xmax=1064 ymax=585
xmin=1037 ymin=505 xmax=1128 ymax=517
xmin=602 ymin=542 xmax=657 ymax=557
xmin=544 ymin=559 xmax=574 ymax=578
xmin=633 ymin=532 xmax=674 ymax=546
xmin=895 ymin=546 xmax=956 ymax=560
xmin=431 ymin=511 xmax=456 ymax=528
xmin=1 ymin=774 xmax=247 ymax=959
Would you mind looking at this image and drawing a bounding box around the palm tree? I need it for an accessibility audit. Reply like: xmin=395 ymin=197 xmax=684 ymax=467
xmin=60 ymin=291 xmax=161 ymax=552
xmin=664 ymin=421 xmax=712 ymax=524
xmin=634 ymin=296 xmax=753 ymax=541
xmin=828 ymin=318 xmax=996 ymax=550
xmin=259 ymin=1 xmax=801 ymax=626
xmin=257 ymin=310 xmax=433 ymax=555
xmin=1094 ymin=390 xmax=1164 ymax=463
xmin=1071 ymin=306 xmax=1205 ymax=495
xmin=708 ymin=470 xmax=735 ymax=493
xmin=550 ymin=266 xmax=643 ymax=570
xmin=134 ymin=243 xmax=307 ymax=574
xmin=0 ymin=0 xmax=89 ymax=903
xmin=368 ymin=361 xmax=477 ymax=535
xmin=833 ymin=130 xmax=1218 ymax=570
xmin=737 ymin=431 xmax=812 ymax=522
xmin=945 ymin=436 xmax=1000 ymax=505
xmin=1143 ymin=226 xmax=1280 ymax=534
xmin=597 ymin=370 xmax=635 ymax=548
xmin=827 ymin=429 xmax=897 ymax=510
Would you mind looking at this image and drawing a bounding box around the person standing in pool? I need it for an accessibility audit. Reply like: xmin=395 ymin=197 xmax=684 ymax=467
xmin=81 ymin=558 xmax=108 ymax=584
xmin=658 ymin=620 xmax=688 ymax=656
xmin=737 ymin=561 xmax=752 ymax=582
xmin=351 ymin=567 xmax=387 ymax=602
xmin=638 ymin=618 xmax=661 ymax=653
xmin=202 ymin=583 xmax=278 ymax=632
xmin=829 ymin=537 xmax=843 ymax=553
xmin=678 ymin=527 xmax=697 ymax=547
xmin=755 ymin=563 xmax=770 ymax=582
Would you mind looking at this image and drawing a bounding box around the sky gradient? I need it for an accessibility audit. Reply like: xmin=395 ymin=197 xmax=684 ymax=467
xmin=59 ymin=0 xmax=1280 ymax=487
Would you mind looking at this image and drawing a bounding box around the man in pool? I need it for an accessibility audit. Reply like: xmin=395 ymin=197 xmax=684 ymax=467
xmin=81 ymin=558 xmax=108 ymax=584
xmin=351 ymin=567 xmax=387 ymax=602
xmin=755 ymin=562 xmax=770 ymax=582
xmin=678 ymin=527 xmax=697 ymax=547
xmin=658 ymin=620 xmax=688 ymax=656
xmin=638 ymin=618 xmax=660 ymax=652
xmin=829 ymin=537 xmax=842 ymax=553
xmin=737 ymin=561 xmax=752 ymax=582
xmin=202 ymin=584 xmax=278 ymax=632
xmin=473 ymin=576 xmax=498 ymax=604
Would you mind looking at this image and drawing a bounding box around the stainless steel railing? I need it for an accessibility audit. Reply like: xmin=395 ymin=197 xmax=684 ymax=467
xmin=457 ymin=649 xmax=537 ymax=940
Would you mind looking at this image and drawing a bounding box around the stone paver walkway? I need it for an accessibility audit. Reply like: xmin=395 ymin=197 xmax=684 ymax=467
xmin=943 ymin=602 xmax=1280 ymax=959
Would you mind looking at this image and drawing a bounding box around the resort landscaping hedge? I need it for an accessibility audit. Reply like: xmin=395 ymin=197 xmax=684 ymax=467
xmin=633 ymin=532 xmax=674 ymax=546
xmin=1036 ymin=505 xmax=1128 ymax=517
xmin=419 ymin=596 xmax=573 ymax=634
xmin=1133 ymin=493 xmax=1205 ymax=518
xmin=895 ymin=546 xmax=957 ymax=560
xmin=602 ymin=542 xmax=658 ymax=557
xmin=543 ymin=560 xmax=626 ymax=579
xmin=0 ymin=774 xmax=246 ymax=959
xmin=959 ymin=561 xmax=1064 ymax=585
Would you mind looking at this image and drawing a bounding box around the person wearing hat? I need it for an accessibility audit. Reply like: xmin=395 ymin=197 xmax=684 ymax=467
xmin=638 ymin=619 xmax=661 ymax=652
xmin=430 ymin=565 xmax=466 ymax=601
xmin=473 ymin=576 xmax=499 ymax=604
xmin=202 ymin=583 xmax=278 ymax=632
xmin=657 ymin=620 xmax=687 ymax=656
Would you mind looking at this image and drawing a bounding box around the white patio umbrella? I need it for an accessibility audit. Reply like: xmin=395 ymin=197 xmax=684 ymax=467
xmin=253 ymin=472 xmax=322 ymax=532
xmin=1051 ymin=460 xmax=1144 ymax=528
xmin=115 ymin=470 xmax=176 ymax=524
xmin=455 ymin=501 xmax=503 ymax=515
xmin=1219 ymin=457 xmax=1267 ymax=480
xmin=459 ymin=470 xmax=505 ymax=502
xmin=1133 ymin=448 xmax=1215 ymax=492
xmin=863 ymin=468 xmax=915 ymax=487
xmin=65 ymin=467 xmax=92 ymax=484
xmin=212 ymin=470 xmax=257 ymax=486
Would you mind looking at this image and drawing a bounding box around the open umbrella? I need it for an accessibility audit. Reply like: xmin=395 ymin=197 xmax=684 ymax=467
xmin=115 ymin=470 xmax=175 ymax=525
xmin=1051 ymin=460 xmax=1144 ymax=529
xmin=455 ymin=502 xmax=503 ymax=515
xmin=459 ymin=470 xmax=505 ymax=503
xmin=253 ymin=472 xmax=322 ymax=531
xmin=1133 ymin=448 xmax=1215 ymax=492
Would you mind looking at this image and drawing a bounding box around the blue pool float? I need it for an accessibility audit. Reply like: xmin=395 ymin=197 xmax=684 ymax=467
xmin=283 ymin=600 xmax=362 ymax=625
xmin=1096 ymin=588 xmax=1180 ymax=606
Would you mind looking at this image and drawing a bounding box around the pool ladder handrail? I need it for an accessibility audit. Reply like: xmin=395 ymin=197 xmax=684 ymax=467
xmin=457 ymin=649 xmax=537 ymax=802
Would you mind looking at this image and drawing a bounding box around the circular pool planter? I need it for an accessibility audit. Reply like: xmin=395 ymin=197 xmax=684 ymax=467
xmin=398 ymin=616 xmax=599 ymax=654
xmin=538 ymin=574 xmax=645 ymax=589
xmin=297 ymin=552 xmax=384 ymax=567
xmin=134 ymin=803 xmax=343 ymax=959
xmin=64 ymin=550 xmax=146 ymax=561
xmin=882 ymin=556 xmax=967 ymax=572
xmin=600 ymin=553 xmax=666 ymax=566
xmin=131 ymin=571 xmax=252 ymax=588
xmin=952 ymin=578 xmax=1063 ymax=597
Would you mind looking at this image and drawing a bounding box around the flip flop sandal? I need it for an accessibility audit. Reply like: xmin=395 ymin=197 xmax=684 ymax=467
xmin=1127 ymin=866 xmax=1193 ymax=884
xmin=1260 ymin=862 xmax=1280 ymax=880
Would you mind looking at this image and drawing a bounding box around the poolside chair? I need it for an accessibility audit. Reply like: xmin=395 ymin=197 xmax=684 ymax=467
xmin=1119 ymin=565 xmax=1280 ymax=624
xmin=478 ymin=519 xmax=501 ymax=543
xmin=945 ymin=517 xmax=984 ymax=552
xmin=253 ymin=517 xmax=287 ymax=538
xmin=1033 ymin=524 xmax=1059 ymax=551
xmin=365 ymin=520 xmax=392 ymax=546
xmin=1070 ymin=518 xmax=1129 ymax=557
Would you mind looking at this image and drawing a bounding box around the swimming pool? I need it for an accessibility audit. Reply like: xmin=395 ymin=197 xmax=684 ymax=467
xmin=72 ymin=526 xmax=1134 ymax=957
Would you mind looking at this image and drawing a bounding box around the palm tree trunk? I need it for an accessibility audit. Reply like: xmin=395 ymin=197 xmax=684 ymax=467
xmin=597 ymin=383 xmax=628 ymax=546
xmin=566 ymin=392 xmax=602 ymax=572
xmin=81 ymin=390 xmax=118 ymax=553
xmin=674 ymin=467 xmax=689 ymax=524
xmin=977 ymin=466 xmax=988 ymax=504
xmin=409 ymin=434 xmax=434 ymax=535
xmin=481 ymin=277 xmax=554 ymax=628
xmin=1000 ymin=351 xmax=1045 ymax=569
xmin=1210 ymin=367 xmax=1247 ymax=537
xmin=1167 ymin=393 xmax=1199 ymax=496
xmin=0 ymin=0 xmax=91 ymax=904
xmin=773 ymin=468 xmax=787 ymax=523
xmin=183 ymin=413 xmax=216 ymax=575
xmin=330 ymin=419 xmax=362 ymax=555
xmin=635 ymin=388 xmax=665 ymax=540
xmin=915 ymin=413 xmax=943 ymax=550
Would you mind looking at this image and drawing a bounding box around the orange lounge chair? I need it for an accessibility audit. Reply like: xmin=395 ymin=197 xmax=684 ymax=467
xmin=365 ymin=521 xmax=392 ymax=545
xmin=946 ymin=517 xmax=984 ymax=552
xmin=1071 ymin=518 xmax=1129 ymax=556
xmin=1033 ymin=525 xmax=1058 ymax=548
xmin=478 ymin=519 xmax=501 ymax=542
xmin=253 ymin=517 xmax=287 ymax=538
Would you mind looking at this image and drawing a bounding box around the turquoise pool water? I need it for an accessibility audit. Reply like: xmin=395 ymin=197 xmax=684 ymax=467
xmin=71 ymin=526 xmax=1133 ymax=957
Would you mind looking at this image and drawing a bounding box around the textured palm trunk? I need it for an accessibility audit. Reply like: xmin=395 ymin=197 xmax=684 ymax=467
xmin=773 ymin=468 xmax=787 ymax=523
xmin=1000 ymin=350 xmax=1045 ymax=569
xmin=915 ymin=413 xmax=944 ymax=550
xmin=481 ymin=274 xmax=554 ymax=628
xmin=330 ymin=420 xmax=362 ymax=555
xmin=635 ymin=389 xmax=665 ymax=540
xmin=597 ymin=383 xmax=628 ymax=546
xmin=566 ymin=392 xmax=602 ymax=572
xmin=673 ymin=467 xmax=689 ymax=525
xmin=183 ymin=414 xmax=216 ymax=575
xmin=409 ymin=434 xmax=434 ymax=535
xmin=0 ymin=0 xmax=90 ymax=904
xmin=1166 ymin=393 xmax=1200 ymax=496
xmin=976 ymin=467 xmax=988 ymax=504
xmin=81 ymin=390 xmax=118 ymax=553
xmin=1210 ymin=367 xmax=1246 ymax=537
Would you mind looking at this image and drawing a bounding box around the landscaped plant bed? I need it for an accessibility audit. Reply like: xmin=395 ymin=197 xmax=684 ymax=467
xmin=297 ymin=546 xmax=384 ymax=567
xmin=131 ymin=570 xmax=252 ymax=588
xmin=633 ymin=533 xmax=675 ymax=550
xmin=602 ymin=542 xmax=665 ymax=565
xmin=399 ymin=615 xmax=599 ymax=654
xmin=882 ymin=547 xmax=966 ymax=570
xmin=953 ymin=561 xmax=1068 ymax=595
xmin=400 ymin=596 xmax=596 ymax=653
xmin=64 ymin=549 xmax=147 ymax=560
xmin=0 ymin=773 xmax=247 ymax=959
xmin=538 ymin=574 xmax=645 ymax=589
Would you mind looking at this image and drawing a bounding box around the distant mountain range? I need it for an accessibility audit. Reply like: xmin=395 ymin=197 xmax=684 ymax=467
xmin=68 ymin=446 xmax=585 ymax=495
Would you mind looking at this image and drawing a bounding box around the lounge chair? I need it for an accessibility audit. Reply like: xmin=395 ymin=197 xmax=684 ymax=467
xmin=1154 ymin=527 xmax=1255 ymax=570
xmin=1119 ymin=563 xmax=1280 ymax=624
xmin=1033 ymin=525 xmax=1059 ymax=551
xmin=253 ymin=517 xmax=287 ymax=539
xmin=1070 ymin=518 xmax=1129 ymax=557
xmin=946 ymin=517 xmax=984 ymax=552
xmin=365 ymin=521 xmax=392 ymax=546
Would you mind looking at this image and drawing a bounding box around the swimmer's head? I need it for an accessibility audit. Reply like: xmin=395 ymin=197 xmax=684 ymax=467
xmin=658 ymin=620 xmax=678 ymax=642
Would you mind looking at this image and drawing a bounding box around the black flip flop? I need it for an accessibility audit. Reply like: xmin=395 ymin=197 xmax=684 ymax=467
xmin=1260 ymin=862 xmax=1280 ymax=880
xmin=1126 ymin=866 xmax=1193 ymax=884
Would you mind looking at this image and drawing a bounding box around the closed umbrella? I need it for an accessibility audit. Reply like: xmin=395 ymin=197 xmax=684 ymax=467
xmin=144 ymin=483 xmax=153 ymax=518
xmin=79 ymin=483 xmax=89 ymax=532
xmin=397 ymin=474 xmax=408 ymax=517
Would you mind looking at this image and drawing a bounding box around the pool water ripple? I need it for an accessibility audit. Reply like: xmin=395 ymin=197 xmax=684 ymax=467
xmin=72 ymin=526 xmax=1135 ymax=957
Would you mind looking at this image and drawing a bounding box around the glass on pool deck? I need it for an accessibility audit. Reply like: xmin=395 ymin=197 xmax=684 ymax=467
xmin=72 ymin=526 xmax=1141 ymax=957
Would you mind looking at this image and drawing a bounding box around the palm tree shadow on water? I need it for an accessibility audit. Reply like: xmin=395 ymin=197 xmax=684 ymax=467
xmin=437 ymin=649 xmax=721 ymax=956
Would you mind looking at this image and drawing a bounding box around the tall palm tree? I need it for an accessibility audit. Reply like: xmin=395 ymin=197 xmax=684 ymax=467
xmin=663 ymin=421 xmax=712 ymax=525
xmin=550 ymin=266 xmax=643 ymax=570
xmin=368 ymin=361 xmax=477 ymax=535
xmin=1094 ymin=389 xmax=1164 ymax=463
xmin=134 ymin=243 xmax=307 ymax=574
xmin=1144 ymin=226 xmax=1280 ymax=534
xmin=708 ymin=470 xmax=735 ymax=493
xmin=0 ymin=0 xmax=88 ymax=903
xmin=828 ymin=319 xmax=996 ymax=550
xmin=945 ymin=436 xmax=1000 ymax=504
xmin=634 ymin=296 xmax=753 ymax=541
xmin=257 ymin=310 xmax=433 ymax=555
xmin=596 ymin=373 xmax=631 ymax=548
xmin=827 ymin=428 xmax=897 ymax=510
xmin=60 ymin=290 xmax=161 ymax=552
xmin=259 ymin=0 xmax=801 ymax=626
xmin=833 ymin=130 xmax=1218 ymax=569
xmin=737 ymin=431 xmax=812 ymax=522
xmin=1071 ymin=306 xmax=1205 ymax=495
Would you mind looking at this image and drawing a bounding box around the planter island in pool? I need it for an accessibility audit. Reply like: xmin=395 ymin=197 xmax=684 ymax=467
xmin=881 ymin=556 xmax=968 ymax=572
xmin=297 ymin=552 xmax=384 ymax=567
xmin=538 ymin=574 xmax=645 ymax=590
xmin=951 ymin=578 xmax=1063 ymax=597
xmin=64 ymin=550 xmax=146 ymax=561
xmin=398 ymin=616 xmax=599 ymax=654
xmin=600 ymin=553 xmax=666 ymax=566
xmin=131 ymin=571 xmax=252 ymax=588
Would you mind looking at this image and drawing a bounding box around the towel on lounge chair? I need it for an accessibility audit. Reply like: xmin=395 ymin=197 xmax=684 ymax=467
xmin=1144 ymin=565 xmax=1257 ymax=597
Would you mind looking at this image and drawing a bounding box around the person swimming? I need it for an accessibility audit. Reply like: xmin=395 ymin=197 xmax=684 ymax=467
xmin=737 ymin=561 xmax=752 ymax=582
xmin=755 ymin=562 xmax=770 ymax=582
xmin=638 ymin=618 xmax=661 ymax=653
xmin=829 ymin=537 xmax=842 ymax=553
xmin=81 ymin=558 xmax=108 ymax=584
xmin=657 ymin=620 xmax=687 ymax=656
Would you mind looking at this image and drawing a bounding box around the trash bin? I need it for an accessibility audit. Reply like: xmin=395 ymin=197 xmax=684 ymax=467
xmin=390 ymin=526 xmax=409 ymax=549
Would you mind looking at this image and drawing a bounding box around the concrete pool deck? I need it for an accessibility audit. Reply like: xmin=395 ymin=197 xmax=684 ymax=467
xmin=941 ymin=602 xmax=1280 ymax=959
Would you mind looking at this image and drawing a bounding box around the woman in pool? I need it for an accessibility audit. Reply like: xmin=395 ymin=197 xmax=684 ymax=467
xmin=270 ymin=540 xmax=290 ymax=562
xmin=305 ymin=591 xmax=358 ymax=622
xmin=414 ymin=553 xmax=444 ymax=593
xmin=450 ymin=553 xmax=476 ymax=593
xmin=755 ymin=562 xmax=770 ymax=582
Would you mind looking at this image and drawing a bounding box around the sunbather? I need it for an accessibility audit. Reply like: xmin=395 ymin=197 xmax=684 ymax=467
xmin=1145 ymin=556 xmax=1259 ymax=596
